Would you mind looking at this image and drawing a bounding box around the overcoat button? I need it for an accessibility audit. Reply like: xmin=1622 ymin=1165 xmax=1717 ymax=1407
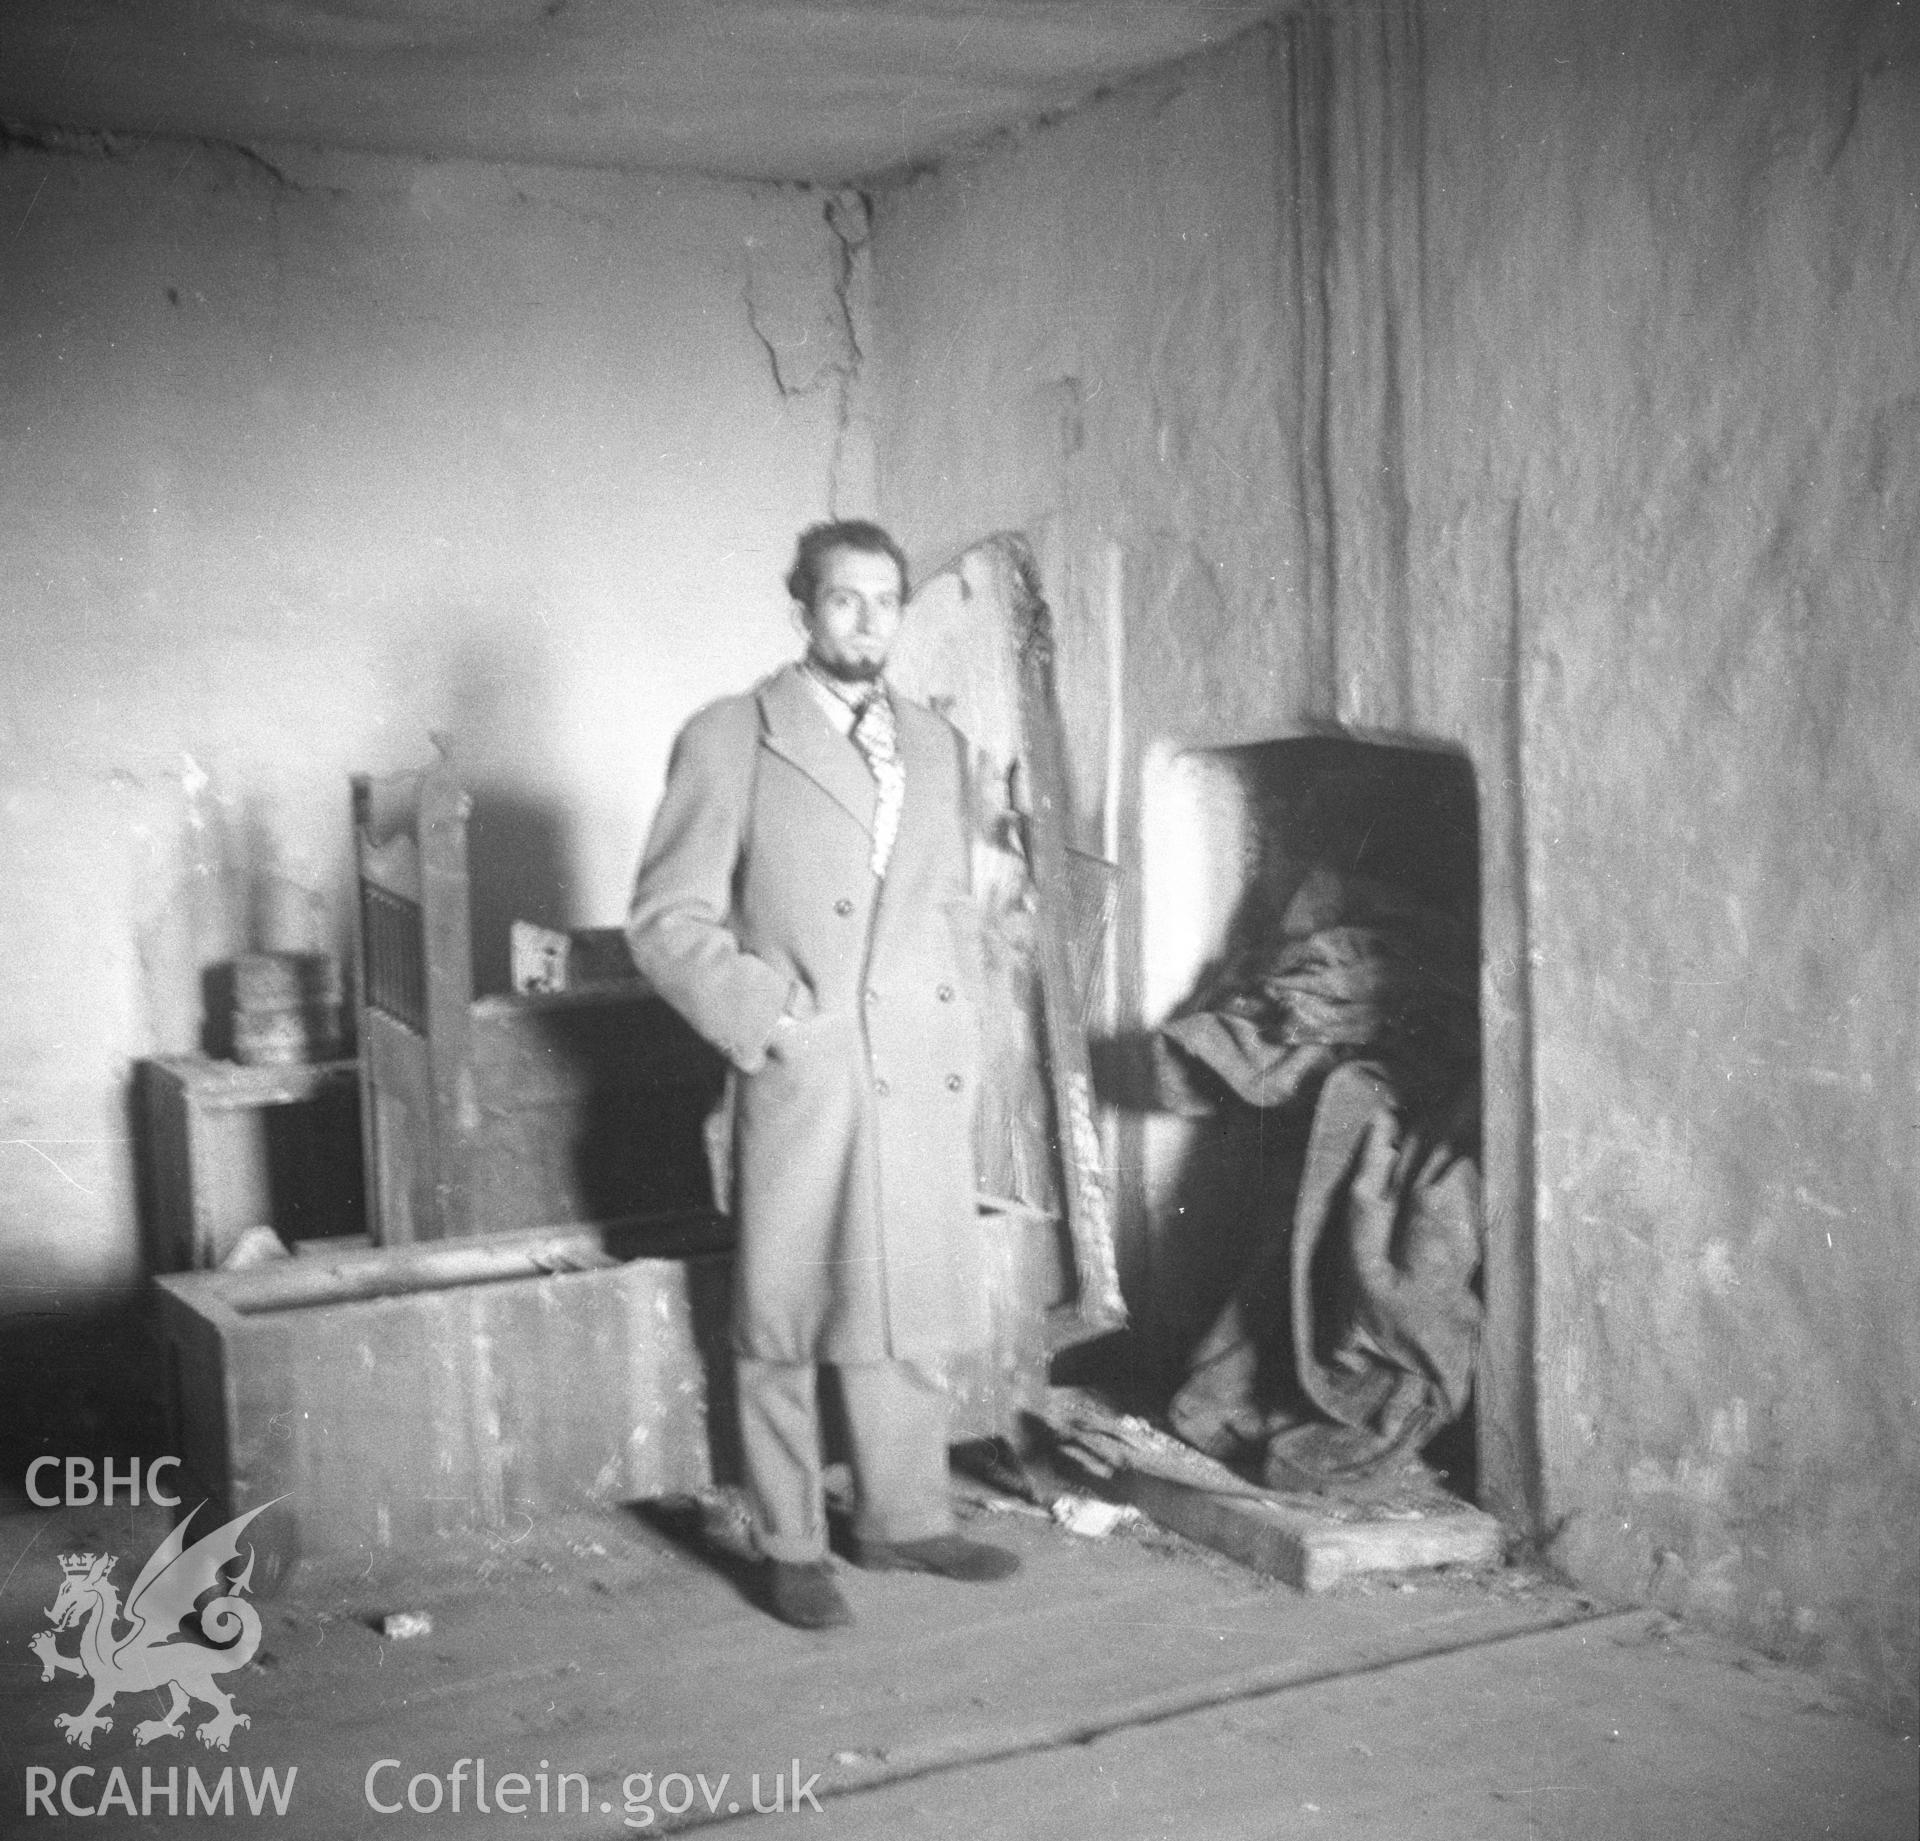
xmin=936 ymin=983 xmax=955 ymax=1002
xmin=945 ymin=1073 xmax=964 ymax=1092
xmin=874 ymin=1077 xmax=891 ymax=1097
xmin=834 ymin=897 xmax=854 ymax=916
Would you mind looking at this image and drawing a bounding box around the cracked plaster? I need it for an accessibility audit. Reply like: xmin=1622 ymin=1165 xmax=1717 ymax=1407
xmin=0 ymin=133 xmax=865 ymax=1320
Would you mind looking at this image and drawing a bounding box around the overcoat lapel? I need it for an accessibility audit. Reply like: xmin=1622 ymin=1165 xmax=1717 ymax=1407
xmin=757 ymin=664 xmax=876 ymax=838
xmin=869 ymin=701 xmax=954 ymax=954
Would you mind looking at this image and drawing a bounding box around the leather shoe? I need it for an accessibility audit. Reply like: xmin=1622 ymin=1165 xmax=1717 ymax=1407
xmin=764 ymin=1560 xmax=853 ymax=1629
xmin=850 ymin=1534 xmax=1021 ymax=1582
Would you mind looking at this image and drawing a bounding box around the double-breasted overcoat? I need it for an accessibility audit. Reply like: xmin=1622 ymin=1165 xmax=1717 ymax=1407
xmin=627 ymin=663 xmax=988 ymax=1364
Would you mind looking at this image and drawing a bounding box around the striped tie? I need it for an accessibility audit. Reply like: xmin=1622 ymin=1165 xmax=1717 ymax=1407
xmin=850 ymin=691 xmax=905 ymax=878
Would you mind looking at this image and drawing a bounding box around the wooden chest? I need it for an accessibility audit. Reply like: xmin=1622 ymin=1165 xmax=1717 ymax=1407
xmin=154 ymin=1222 xmax=731 ymax=1576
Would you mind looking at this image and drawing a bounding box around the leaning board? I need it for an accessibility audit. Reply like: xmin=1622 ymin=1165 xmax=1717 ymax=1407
xmin=891 ymin=534 xmax=1125 ymax=1344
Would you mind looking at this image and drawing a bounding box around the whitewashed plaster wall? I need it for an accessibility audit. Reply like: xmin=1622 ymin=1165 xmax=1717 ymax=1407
xmin=870 ymin=2 xmax=1919 ymax=1728
xmin=869 ymin=37 xmax=1310 ymax=1381
xmin=1413 ymin=0 xmax=1920 ymax=1731
xmin=0 ymin=134 xmax=871 ymax=1320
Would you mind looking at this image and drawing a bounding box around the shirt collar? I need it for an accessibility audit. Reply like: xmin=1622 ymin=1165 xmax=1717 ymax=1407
xmin=801 ymin=661 xmax=886 ymax=735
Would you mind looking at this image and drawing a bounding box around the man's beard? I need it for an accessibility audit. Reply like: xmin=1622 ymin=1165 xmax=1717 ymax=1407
xmin=810 ymin=653 xmax=885 ymax=684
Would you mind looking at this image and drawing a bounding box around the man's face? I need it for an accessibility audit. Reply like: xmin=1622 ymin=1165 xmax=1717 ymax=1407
xmin=801 ymin=546 xmax=905 ymax=683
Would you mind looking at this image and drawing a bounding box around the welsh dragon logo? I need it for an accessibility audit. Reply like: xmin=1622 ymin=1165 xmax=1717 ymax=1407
xmin=29 ymin=1500 xmax=275 ymax=1752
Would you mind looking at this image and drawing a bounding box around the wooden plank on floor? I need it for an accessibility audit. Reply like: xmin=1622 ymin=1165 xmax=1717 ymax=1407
xmin=1121 ymin=1468 xmax=1504 ymax=1590
xmin=1041 ymin=1385 xmax=1504 ymax=1588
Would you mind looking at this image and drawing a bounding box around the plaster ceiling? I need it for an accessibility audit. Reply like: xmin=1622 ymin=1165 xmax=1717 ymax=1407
xmin=0 ymin=1 xmax=1284 ymax=183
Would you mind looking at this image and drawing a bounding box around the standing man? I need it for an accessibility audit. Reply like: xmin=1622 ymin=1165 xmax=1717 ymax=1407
xmin=627 ymin=520 xmax=1020 ymax=1629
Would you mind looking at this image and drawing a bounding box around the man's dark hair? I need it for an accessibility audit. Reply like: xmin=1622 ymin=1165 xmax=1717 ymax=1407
xmin=785 ymin=520 xmax=909 ymax=609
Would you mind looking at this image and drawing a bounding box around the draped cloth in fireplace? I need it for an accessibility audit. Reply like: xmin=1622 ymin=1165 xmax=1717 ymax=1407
xmin=1156 ymin=871 xmax=1482 ymax=1489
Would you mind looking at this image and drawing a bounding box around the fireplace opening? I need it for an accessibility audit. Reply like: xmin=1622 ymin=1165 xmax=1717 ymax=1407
xmin=1138 ymin=733 xmax=1483 ymax=1502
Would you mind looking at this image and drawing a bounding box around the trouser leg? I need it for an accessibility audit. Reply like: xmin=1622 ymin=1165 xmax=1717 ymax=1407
xmin=735 ymin=1357 xmax=827 ymax=1563
xmin=837 ymin=1358 xmax=954 ymax=1546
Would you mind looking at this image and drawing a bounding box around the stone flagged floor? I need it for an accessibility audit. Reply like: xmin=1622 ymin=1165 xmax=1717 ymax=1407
xmin=1 ymin=1488 xmax=1912 ymax=1838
